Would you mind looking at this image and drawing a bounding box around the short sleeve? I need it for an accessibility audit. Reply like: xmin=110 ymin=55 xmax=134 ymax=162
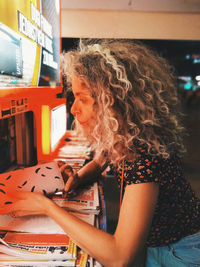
xmin=124 ymin=155 xmax=160 ymax=185
xmin=115 ymin=151 xmax=161 ymax=188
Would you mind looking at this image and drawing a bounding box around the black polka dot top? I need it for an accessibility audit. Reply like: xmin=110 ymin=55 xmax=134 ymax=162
xmin=112 ymin=143 xmax=200 ymax=247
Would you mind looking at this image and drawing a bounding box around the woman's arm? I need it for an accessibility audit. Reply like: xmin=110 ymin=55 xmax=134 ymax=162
xmin=0 ymin=182 xmax=158 ymax=267
xmin=48 ymin=183 xmax=158 ymax=267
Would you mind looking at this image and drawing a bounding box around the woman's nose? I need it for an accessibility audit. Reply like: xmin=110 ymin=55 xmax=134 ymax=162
xmin=71 ymin=100 xmax=79 ymax=115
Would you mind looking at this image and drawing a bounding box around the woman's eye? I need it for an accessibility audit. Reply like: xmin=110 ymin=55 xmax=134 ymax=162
xmin=80 ymin=98 xmax=87 ymax=103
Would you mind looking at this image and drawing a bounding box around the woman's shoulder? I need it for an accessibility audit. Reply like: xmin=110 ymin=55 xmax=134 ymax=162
xmin=118 ymin=141 xmax=183 ymax=185
xmin=133 ymin=139 xmax=181 ymax=164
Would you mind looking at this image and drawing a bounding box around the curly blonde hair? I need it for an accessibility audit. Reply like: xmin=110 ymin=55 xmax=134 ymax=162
xmin=62 ymin=39 xmax=185 ymax=165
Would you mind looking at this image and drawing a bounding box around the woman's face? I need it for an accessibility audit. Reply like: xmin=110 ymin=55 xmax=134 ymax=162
xmin=71 ymin=77 xmax=96 ymax=131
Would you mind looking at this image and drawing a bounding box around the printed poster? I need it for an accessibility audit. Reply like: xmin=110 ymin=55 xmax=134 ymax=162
xmin=0 ymin=0 xmax=60 ymax=88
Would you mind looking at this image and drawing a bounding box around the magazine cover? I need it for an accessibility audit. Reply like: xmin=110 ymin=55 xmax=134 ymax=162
xmin=0 ymin=233 xmax=76 ymax=261
xmin=53 ymin=182 xmax=100 ymax=214
xmin=75 ymin=248 xmax=88 ymax=267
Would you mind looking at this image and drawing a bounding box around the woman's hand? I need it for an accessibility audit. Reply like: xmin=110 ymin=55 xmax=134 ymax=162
xmin=0 ymin=191 xmax=52 ymax=217
xmin=57 ymin=159 xmax=103 ymax=198
xmin=63 ymin=172 xmax=80 ymax=197
xmin=57 ymin=161 xmax=81 ymax=196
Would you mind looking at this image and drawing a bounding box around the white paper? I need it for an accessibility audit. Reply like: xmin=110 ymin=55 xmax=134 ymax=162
xmin=0 ymin=161 xmax=64 ymax=207
xmin=0 ymin=212 xmax=95 ymax=234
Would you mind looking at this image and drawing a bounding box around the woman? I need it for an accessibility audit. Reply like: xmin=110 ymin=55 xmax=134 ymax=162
xmin=1 ymin=39 xmax=200 ymax=266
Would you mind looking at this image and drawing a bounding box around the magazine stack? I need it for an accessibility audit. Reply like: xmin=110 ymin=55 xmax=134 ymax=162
xmin=0 ymin=181 xmax=103 ymax=266
xmin=56 ymin=130 xmax=92 ymax=172
xmin=0 ymin=131 xmax=104 ymax=266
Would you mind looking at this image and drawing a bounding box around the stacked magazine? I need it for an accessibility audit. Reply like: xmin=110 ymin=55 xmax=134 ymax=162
xmin=0 ymin=184 xmax=103 ymax=266
xmin=56 ymin=131 xmax=92 ymax=172
xmin=52 ymin=182 xmax=100 ymax=215
xmin=0 ymin=233 xmax=77 ymax=266
xmin=0 ymin=131 xmax=104 ymax=266
xmin=0 ymin=181 xmax=102 ymax=266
